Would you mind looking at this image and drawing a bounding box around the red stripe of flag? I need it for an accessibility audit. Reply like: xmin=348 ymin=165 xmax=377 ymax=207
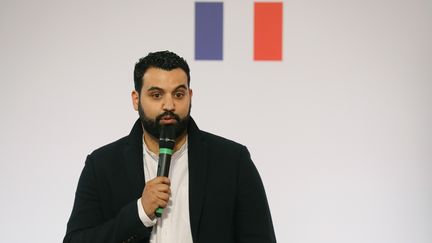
xmin=254 ymin=2 xmax=283 ymax=61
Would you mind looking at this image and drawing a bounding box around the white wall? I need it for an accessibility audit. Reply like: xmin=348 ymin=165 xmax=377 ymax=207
xmin=0 ymin=0 xmax=431 ymax=242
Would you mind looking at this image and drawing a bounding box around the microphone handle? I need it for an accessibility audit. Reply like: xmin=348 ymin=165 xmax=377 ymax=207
xmin=157 ymin=153 xmax=172 ymax=177
xmin=155 ymin=148 xmax=173 ymax=217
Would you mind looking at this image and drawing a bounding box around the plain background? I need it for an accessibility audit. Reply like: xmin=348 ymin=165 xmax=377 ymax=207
xmin=1 ymin=0 xmax=431 ymax=242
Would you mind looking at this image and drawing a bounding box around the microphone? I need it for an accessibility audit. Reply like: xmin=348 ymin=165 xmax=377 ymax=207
xmin=155 ymin=125 xmax=176 ymax=217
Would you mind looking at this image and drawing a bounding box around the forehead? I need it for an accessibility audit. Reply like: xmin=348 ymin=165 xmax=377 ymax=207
xmin=142 ymin=67 xmax=188 ymax=89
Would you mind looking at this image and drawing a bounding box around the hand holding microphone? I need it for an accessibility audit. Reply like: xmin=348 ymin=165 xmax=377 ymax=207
xmin=141 ymin=177 xmax=171 ymax=219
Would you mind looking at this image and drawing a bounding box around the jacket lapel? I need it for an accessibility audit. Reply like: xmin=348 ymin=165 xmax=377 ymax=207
xmin=122 ymin=119 xmax=145 ymax=199
xmin=187 ymin=118 xmax=208 ymax=242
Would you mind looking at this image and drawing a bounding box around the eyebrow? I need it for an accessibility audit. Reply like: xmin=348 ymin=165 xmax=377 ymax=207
xmin=146 ymin=84 xmax=188 ymax=92
xmin=146 ymin=86 xmax=163 ymax=92
xmin=173 ymin=84 xmax=188 ymax=91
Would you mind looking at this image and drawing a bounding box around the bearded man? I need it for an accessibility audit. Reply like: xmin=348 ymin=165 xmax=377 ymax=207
xmin=64 ymin=51 xmax=276 ymax=243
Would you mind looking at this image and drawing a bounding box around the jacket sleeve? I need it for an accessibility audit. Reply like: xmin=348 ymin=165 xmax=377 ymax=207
xmin=63 ymin=155 xmax=152 ymax=243
xmin=235 ymin=146 xmax=277 ymax=243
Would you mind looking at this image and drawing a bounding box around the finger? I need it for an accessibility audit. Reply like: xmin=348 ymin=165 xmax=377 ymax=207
xmin=156 ymin=192 xmax=170 ymax=201
xmin=156 ymin=198 xmax=169 ymax=208
xmin=153 ymin=176 xmax=171 ymax=185
xmin=152 ymin=184 xmax=171 ymax=193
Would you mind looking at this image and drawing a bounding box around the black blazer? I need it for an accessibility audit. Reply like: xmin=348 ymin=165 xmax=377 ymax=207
xmin=64 ymin=118 xmax=276 ymax=243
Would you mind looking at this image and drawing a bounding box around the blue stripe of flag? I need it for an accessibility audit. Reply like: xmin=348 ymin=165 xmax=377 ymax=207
xmin=195 ymin=2 xmax=223 ymax=60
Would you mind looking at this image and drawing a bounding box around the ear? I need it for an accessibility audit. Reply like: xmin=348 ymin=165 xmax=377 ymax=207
xmin=131 ymin=90 xmax=139 ymax=111
xmin=189 ymin=88 xmax=193 ymax=98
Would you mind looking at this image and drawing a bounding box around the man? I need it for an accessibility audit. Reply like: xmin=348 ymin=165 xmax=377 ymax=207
xmin=64 ymin=51 xmax=276 ymax=243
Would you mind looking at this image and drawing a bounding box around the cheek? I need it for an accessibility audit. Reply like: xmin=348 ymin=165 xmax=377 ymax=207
xmin=140 ymin=100 xmax=160 ymax=117
xmin=177 ymin=100 xmax=191 ymax=116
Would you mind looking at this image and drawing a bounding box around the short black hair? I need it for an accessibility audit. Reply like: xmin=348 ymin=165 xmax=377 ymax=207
xmin=134 ymin=51 xmax=190 ymax=93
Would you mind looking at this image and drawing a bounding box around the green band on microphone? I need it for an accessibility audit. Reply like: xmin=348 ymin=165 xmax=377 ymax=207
xmin=155 ymin=207 xmax=164 ymax=217
xmin=159 ymin=148 xmax=173 ymax=155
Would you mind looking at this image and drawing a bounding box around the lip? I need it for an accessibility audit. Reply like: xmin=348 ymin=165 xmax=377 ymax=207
xmin=159 ymin=118 xmax=177 ymax=125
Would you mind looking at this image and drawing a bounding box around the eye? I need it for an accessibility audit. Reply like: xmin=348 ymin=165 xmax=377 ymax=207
xmin=174 ymin=92 xmax=185 ymax=99
xmin=151 ymin=92 xmax=162 ymax=99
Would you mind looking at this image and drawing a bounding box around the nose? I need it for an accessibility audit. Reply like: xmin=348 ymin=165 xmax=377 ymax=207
xmin=162 ymin=95 xmax=175 ymax=111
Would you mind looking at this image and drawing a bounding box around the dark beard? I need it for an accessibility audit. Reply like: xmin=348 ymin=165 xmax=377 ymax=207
xmin=138 ymin=102 xmax=190 ymax=140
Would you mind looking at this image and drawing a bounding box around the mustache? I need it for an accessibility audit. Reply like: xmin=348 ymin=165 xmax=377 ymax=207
xmin=156 ymin=111 xmax=181 ymax=122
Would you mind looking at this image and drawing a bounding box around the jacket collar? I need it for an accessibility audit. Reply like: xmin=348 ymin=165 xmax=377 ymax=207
xmin=123 ymin=119 xmax=145 ymax=198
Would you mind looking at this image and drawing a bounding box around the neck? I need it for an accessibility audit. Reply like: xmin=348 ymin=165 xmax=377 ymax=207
xmin=143 ymin=131 xmax=187 ymax=155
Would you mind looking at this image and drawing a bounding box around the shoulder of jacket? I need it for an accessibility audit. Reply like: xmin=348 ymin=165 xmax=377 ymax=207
xmin=199 ymin=130 xmax=247 ymax=152
xmin=88 ymin=135 xmax=129 ymax=158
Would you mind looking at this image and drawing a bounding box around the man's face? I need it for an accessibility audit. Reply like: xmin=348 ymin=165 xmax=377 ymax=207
xmin=132 ymin=67 xmax=192 ymax=139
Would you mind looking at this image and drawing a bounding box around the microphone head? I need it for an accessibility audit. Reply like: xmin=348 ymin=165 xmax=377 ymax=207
xmin=159 ymin=125 xmax=176 ymax=149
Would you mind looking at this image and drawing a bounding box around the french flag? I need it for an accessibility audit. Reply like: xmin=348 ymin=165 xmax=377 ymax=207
xmin=195 ymin=2 xmax=283 ymax=61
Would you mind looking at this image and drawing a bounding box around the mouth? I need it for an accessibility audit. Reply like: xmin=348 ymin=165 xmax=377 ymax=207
xmin=159 ymin=116 xmax=177 ymax=125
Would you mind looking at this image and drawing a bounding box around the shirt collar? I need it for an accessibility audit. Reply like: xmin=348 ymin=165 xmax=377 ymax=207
xmin=142 ymin=136 xmax=188 ymax=161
